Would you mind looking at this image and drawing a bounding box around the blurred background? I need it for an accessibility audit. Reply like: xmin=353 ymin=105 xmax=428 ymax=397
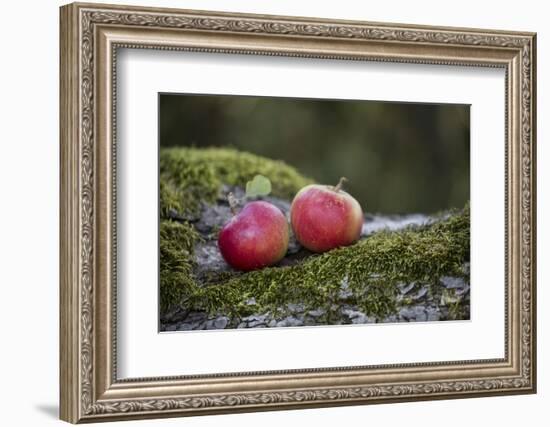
xmin=160 ymin=93 xmax=469 ymax=214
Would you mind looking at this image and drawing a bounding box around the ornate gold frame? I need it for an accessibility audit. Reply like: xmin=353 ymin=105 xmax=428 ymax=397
xmin=59 ymin=2 xmax=537 ymax=423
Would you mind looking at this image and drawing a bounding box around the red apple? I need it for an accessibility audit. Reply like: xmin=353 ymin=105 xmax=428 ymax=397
xmin=290 ymin=178 xmax=363 ymax=253
xmin=218 ymin=200 xmax=289 ymax=271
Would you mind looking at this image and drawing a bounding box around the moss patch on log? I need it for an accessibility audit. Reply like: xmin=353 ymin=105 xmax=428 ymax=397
xmin=160 ymin=220 xmax=201 ymax=315
xmin=160 ymin=147 xmax=313 ymax=217
xmin=159 ymin=147 xmax=470 ymax=320
xmin=190 ymin=207 xmax=469 ymax=320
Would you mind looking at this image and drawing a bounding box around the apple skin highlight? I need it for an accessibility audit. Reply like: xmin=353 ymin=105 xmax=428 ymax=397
xmin=290 ymin=183 xmax=364 ymax=253
xmin=218 ymin=201 xmax=289 ymax=271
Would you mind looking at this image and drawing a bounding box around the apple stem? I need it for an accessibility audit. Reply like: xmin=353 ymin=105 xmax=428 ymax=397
xmin=227 ymin=192 xmax=239 ymax=216
xmin=334 ymin=176 xmax=348 ymax=192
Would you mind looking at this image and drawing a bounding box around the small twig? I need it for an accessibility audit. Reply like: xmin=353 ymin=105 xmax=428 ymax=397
xmin=227 ymin=192 xmax=239 ymax=215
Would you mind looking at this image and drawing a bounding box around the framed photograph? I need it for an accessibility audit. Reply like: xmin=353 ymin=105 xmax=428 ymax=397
xmin=60 ymin=2 xmax=537 ymax=423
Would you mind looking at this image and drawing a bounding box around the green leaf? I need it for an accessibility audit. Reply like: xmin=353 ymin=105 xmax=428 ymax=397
xmin=245 ymin=174 xmax=272 ymax=198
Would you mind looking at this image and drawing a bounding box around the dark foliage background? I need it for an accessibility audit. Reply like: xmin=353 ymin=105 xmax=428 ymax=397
xmin=160 ymin=93 xmax=469 ymax=214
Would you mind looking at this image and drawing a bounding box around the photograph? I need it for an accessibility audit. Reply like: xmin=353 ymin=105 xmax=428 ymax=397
xmin=158 ymin=93 xmax=471 ymax=332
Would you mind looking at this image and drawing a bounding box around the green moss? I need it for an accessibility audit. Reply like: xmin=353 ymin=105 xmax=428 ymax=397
xmin=160 ymin=147 xmax=313 ymax=217
xmin=193 ymin=205 xmax=469 ymax=319
xmin=159 ymin=220 xmax=201 ymax=313
xmin=159 ymin=146 xmax=470 ymax=320
xmin=159 ymin=180 xmax=184 ymax=218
